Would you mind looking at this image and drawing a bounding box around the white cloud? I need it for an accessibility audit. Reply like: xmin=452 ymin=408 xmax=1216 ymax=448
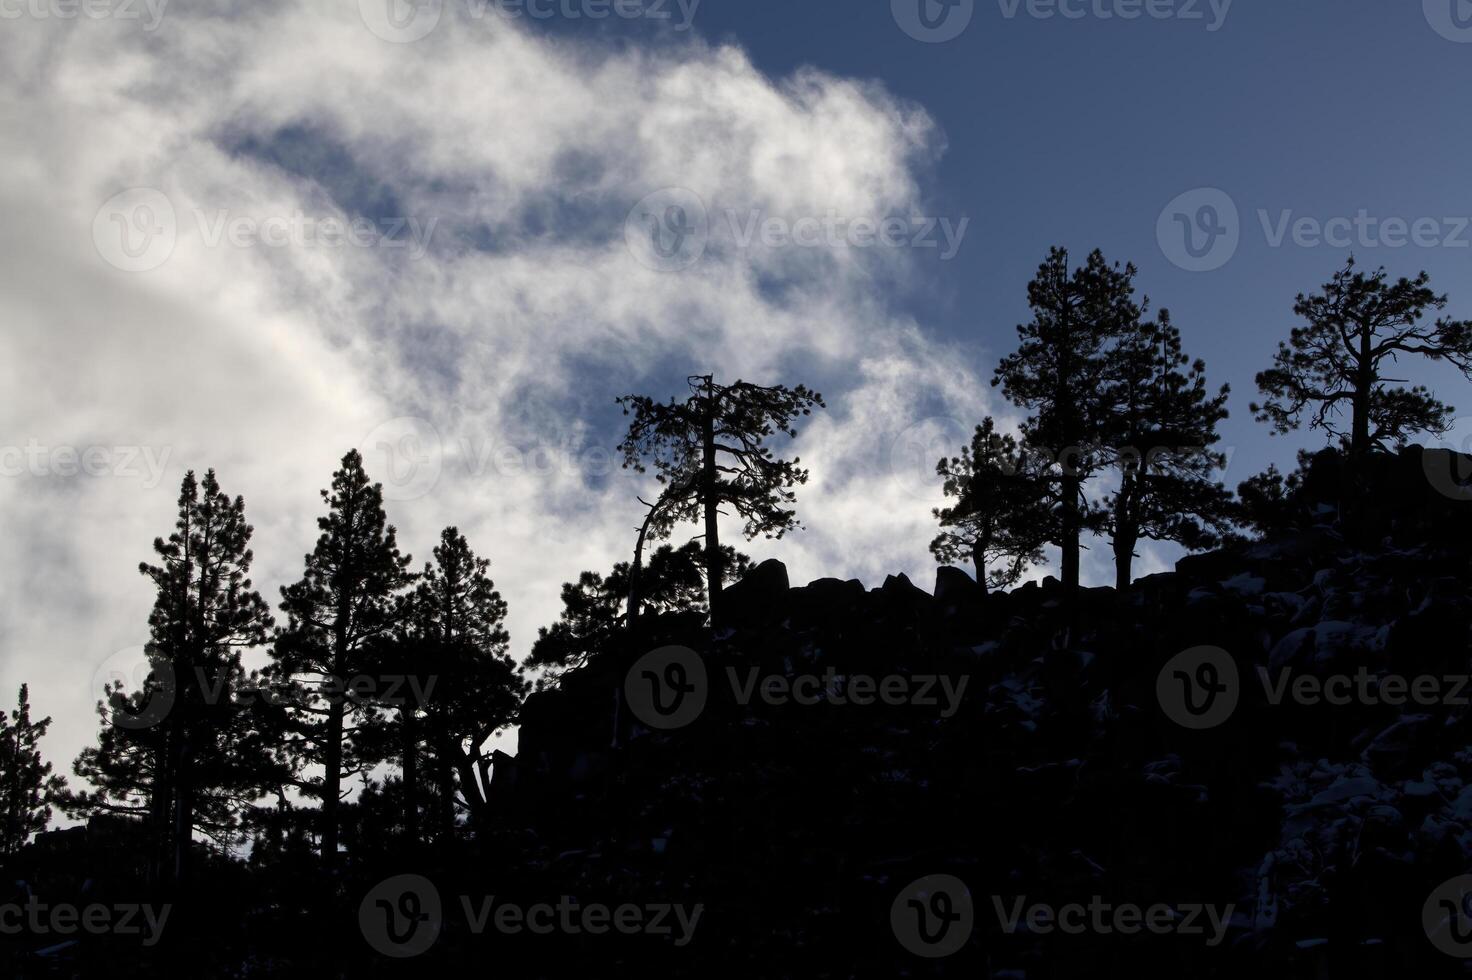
xmin=0 ymin=5 xmax=999 ymax=802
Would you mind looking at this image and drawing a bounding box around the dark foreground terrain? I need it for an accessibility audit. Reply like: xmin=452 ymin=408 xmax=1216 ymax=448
xmin=8 ymin=447 xmax=1472 ymax=978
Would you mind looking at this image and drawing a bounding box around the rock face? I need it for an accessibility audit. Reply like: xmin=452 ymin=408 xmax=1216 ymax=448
xmin=486 ymin=447 xmax=1472 ymax=975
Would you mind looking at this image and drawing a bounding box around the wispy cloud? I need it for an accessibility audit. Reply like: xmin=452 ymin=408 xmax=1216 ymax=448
xmin=0 ymin=4 xmax=999 ymax=783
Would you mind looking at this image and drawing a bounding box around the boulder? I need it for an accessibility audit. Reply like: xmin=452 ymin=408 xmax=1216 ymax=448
xmin=722 ymin=558 xmax=790 ymax=627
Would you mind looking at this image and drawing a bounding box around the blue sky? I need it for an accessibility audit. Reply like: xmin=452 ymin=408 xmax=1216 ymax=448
xmin=3 ymin=0 xmax=1470 ymax=782
xmin=684 ymin=0 xmax=1472 ymax=480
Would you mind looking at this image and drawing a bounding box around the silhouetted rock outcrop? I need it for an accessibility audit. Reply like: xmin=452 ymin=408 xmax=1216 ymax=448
xmin=487 ymin=447 xmax=1472 ymax=976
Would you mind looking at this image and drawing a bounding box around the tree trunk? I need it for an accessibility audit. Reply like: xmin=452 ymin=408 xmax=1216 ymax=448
xmin=322 ymin=696 xmax=343 ymax=869
xmin=700 ymin=379 xmax=724 ymax=623
xmin=971 ymin=543 xmax=988 ymax=597
xmin=1113 ymin=535 xmax=1135 ymax=592
xmin=172 ymin=736 xmax=193 ymax=884
xmin=628 ymin=503 xmax=656 ymax=632
xmin=437 ymin=747 xmax=455 ymax=843
xmin=401 ymin=707 xmax=417 ymax=843
xmin=1352 ymin=328 xmax=1373 ymax=458
xmin=1060 ymin=471 xmax=1081 ymax=590
xmin=149 ymin=731 xmax=173 ymax=886
xmin=454 ymin=751 xmax=486 ymax=832
xmin=1113 ymin=479 xmax=1136 ymax=593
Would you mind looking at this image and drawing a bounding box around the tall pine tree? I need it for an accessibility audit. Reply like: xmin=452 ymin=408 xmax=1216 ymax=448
xmin=0 ymin=685 xmax=64 ymax=855
xmin=61 ymin=471 xmax=281 ymax=883
xmin=1253 ymin=258 xmax=1472 ymax=458
xmin=618 ymin=375 xmax=823 ymax=623
xmin=993 ymin=248 xmax=1139 ymax=589
xmin=274 ymin=450 xmax=415 ymax=869
xmin=930 ymin=418 xmax=1051 ymax=594
xmin=404 ymin=528 xmax=526 ymax=840
xmin=1100 ymin=311 xmax=1233 ymax=590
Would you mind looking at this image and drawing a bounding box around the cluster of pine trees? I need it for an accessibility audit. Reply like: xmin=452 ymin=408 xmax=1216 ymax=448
xmin=931 ymin=250 xmax=1472 ymax=594
xmin=2 ymin=249 xmax=1469 ymax=877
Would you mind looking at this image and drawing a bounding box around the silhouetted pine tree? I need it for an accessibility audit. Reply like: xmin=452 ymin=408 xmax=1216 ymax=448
xmin=404 ymin=527 xmax=526 ymax=839
xmin=61 ymin=471 xmax=282 ymax=884
xmin=0 ymin=685 xmax=64 ymax=854
xmin=526 ymin=542 xmax=751 ymax=683
xmin=1234 ymin=451 xmax=1314 ymax=539
xmin=274 ymin=450 xmax=415 ymax=869
xmin=1253 ymin=257 xmax=1472 ymax=458
xmin=617 ymin=375 xmax=823 ymax=623
xmin=930 ymin=418 xmax=1051 ymax=594
xmin=993 ymin=248 xmax=1138 ymax=589
xmin=1099 ymin=311 xmax=1233 ymax=590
